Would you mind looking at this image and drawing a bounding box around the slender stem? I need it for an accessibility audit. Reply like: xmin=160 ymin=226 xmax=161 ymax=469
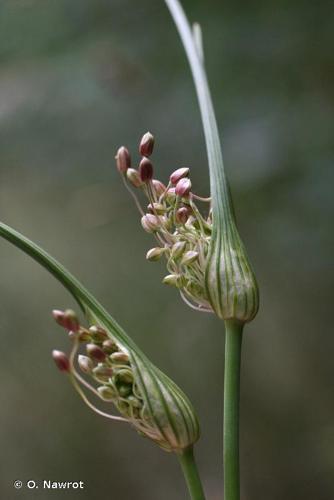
xmin=223 ymin=320 xmax=243 ymax=500
xmin=177 ymin=446 xmax=206 ymax=500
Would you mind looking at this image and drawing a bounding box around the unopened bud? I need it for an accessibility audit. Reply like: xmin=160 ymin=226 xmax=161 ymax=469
xmin=52 ymin=309 xmax=79 ymax=332
xmin=86 ymin=343 xmax=106 ymax=362
xmin=126 ymin=168 xmax=143 ymax=187
xmin=176 ymin=207 xmax=189 ymax=224
xmin=175 ymin=178 xmax=192 ymax=197
xmin=139 ymin=157 xmax=154 ymax=182
xmin=146 ymin=247 xmax=165 ymax=261
xmin=78 ymin=355 xmax=94 ymax=374
xmin=171 ymin=241 xmax=186 ymax=259
xmin=139 ymin=131 xmax=155 ymax=157
xmin=181 ymin=250 xmax=199 ymax=266
xmin=93 ymin=365 xmax=113 ymax=383
xmin=162 ymin=274 xmax=183 ymax=288
xmin=117 ymin=369 xmax=134 ymax=384
xmin=141 ymin=214 xmax=160 ymax=233
xmin=110 ymin=351 xmax=129 ymax=364
xmin=97 ymin=385 xmax=116 ymax=401
xmin=115 ymin=146 xmax=131 ymax=173
xmin=170 ymin=167 xmax=190 ymax=185
xmin=118 ymin=384 xmax=132 ymax=397
xmin=127 ymin=395 xmax=142 ymax=408
xmin=166 ymin=188 xmax=176 ymax=204
xmin=52 ymin=350 xmax=70 ymax=372
xmin=102 ymin=339 xmax=118 ymax=354
xmin=152 ymin=179 xmax=166 ymax=197
xmin=147 ymin=203 xmax=166 ymax=215
xmin=89 ymin=325 xmax=108 ymax=342
xmin=78 ymin=329 xmax=92 ymax=342
xmin=160 ymin=215 xmax=172 ymax=231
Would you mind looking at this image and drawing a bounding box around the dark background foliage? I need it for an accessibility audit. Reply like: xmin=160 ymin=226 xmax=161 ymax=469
xmin=0 ymin=1 xmax=333 ymax=499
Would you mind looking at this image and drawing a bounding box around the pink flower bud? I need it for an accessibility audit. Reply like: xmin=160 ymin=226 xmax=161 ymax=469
xmin=152 ymin=179 xmax=166 ymax=197
xmin=176 ymin=207 xmax=189 ymax=224
xmin=115 ymin=146 xmax=131 ymax=173
xmin=86 ymin=343 xmax=106 ymax=362
xmin=141 ymin=214 xmax=160 ymax=233
xmin=52 ymin=309 xmax=79 ymax=332
xmin=52 ymin=350 xmax=70 ymax=372
xmin=170 ymin=167 xmax=190 ymax=185
xmin=175 ymin=178 xmax=192 ymax=197
xmin=139 ymin=157 xmax=154 ymax=182
xmin=139 ymin=131 xmax=155 ymax=157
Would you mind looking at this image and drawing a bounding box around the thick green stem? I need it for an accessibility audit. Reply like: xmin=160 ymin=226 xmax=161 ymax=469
xmin=177 ymin=446 xmax=206 ymax=500
xmin=224 ymin=320 xmax=243 ymax=500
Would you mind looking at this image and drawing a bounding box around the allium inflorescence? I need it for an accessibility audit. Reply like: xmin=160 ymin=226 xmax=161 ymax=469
xmin=115 ymin=132 xmax=214 ymax=314
xmin=52 ymin=308 xmax=182 ymax=449
xmin=50 ymin=305 xmax=199 ymax=452
xmin=52 ymin=309 xmax=144 ymax=422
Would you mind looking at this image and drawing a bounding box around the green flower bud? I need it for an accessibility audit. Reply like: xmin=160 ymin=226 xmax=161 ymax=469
xmin=89 ymin=325 xmax=108 ymax=342
xmin=98 ymin=385 xmax=117 ymax=401
xmin=181 ymin=250 xmax=199 ymax=266
xmin=78 ymin=329 xmax=92 ymax=342
xmin=166 ymin=187 xmax=176 ymax=202
xmin=118 ymin=384 xmax=132 ymax=398
xmin=126 ymin=168 xmax=143 ymax=188
xmin=116 ymin=369 xmax=134 ymax=384
xmin=146 ymin=247 xmax=165 ymax=262
xmin=93 ymin=365 xmax=113 ymax=383
xmin=162 ymin=274 xmax=183 ymax=288
xmin=102 ymin=339 xmax=118 ymax=354
xmin=171 ymin=241 xmax=186 ymax=259
xmin=127 ymin=395 xmax=142 ymax=408
xmin=110 ymin=351 xmax=130 ymax=364
xmin=147 ymin=203 xmax=166 ymax=215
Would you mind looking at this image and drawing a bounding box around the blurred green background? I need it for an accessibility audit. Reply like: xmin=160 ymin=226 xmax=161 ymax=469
xmin=0 ymin=1 xmax=333 ymax=499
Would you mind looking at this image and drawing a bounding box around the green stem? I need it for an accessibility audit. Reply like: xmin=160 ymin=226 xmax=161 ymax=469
xmin=177 ymin=446 xmax=206 ymax=500
xmin=224 ymin=320 xmax=243 ymax=500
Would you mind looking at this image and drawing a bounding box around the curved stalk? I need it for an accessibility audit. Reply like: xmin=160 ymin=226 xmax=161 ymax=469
xmin=223 ymin=320 xmax=243 ymax=500
xmin=177 ymin=446 xmax=206 ymax=500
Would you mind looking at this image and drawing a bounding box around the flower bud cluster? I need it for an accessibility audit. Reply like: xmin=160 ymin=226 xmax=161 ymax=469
xmin=51 ymin=308 xmax=199 ymax=451
xmin=52 ymin=310 xmax=149 ymax=428
xmin=115 ymin=133 xmax=213 ymax=313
